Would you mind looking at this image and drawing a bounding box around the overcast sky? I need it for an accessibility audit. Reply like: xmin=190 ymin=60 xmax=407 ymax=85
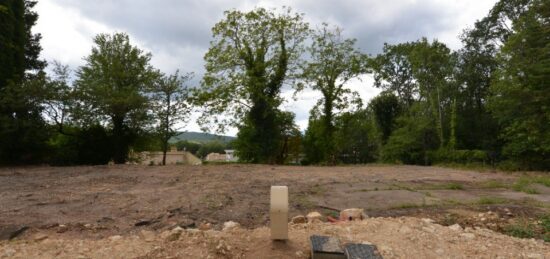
xmin=34 ymin=0 xmax=497 ymax=136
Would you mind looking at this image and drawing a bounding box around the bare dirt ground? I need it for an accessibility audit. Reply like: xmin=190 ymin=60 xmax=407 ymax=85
xmin=0 ymin=164 xmax=549 ymax=258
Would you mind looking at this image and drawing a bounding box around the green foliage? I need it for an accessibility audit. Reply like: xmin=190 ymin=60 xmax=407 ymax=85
xmin=150 ymin=71 xmax=192 ymax=165
xmin=175 ymin=140 xmax=201 ymax=154
xmin=194 ymin=7 xmax=309 ymax=164
xmin=370 ymin=91 xmax=402 ymax=143
xmin=381 ymin=103 xmax=439 ymax=165
xmin=369 ymin=42 xmax=417 ymax=106
xmin=488 ymin=0 xmax=550 ymax=170
xmin=428 ymin=149 xmax=489 ymax=164
xmin=75 ymin=32 xmax=159 ymax=164
xmin=303 ymin=109 xmax=378 ymax=164
xmin=196 ymin=141 xmax=227 ymax=159
xmin=300 ymin=24 xmax=366 ymax=163
xmin=334 ymin=109 xmax=379 ymax=164
xmin=47 ymin=125 xmax=112 ymax=165
xmin=0 ymin=0 xmax=49 ymax=164
xmin=513 ymin=175 xmax=550 ymax=194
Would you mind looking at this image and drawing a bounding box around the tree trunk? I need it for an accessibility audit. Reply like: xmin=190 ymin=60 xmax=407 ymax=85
xmin=323 ymin=96 xmax=335 ymax=164
xmin=112 ymin=115 xmax=127 ymax=164
xmin=162 ymin=140 xmax=168 ymax=166
xmin=449 ymin=97 xmax=457 ymax=150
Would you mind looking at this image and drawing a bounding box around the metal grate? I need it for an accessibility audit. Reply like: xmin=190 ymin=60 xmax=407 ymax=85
xmin=344 ymin=243 xmax=383 ymax=259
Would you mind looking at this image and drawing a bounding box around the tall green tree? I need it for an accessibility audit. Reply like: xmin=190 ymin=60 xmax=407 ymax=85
xmin=75 ymin=33 xmax=159 ymax=164
xmin=150 ymin=71 xmax=192 ymax=165
xmin=194 ymin=7 xmax=309 ymax=163
xmin=370 ymin=42 xmax=417 ymax=107
xmin=301 ymin=24 xmax=366 ymax=163
xmin=408 ymin=38 xmax=457 ymax=148
xmin=0 ymin=0 xmax=48 ymax=164
xmin=488 ymin=0 xmax=550 ymax=169
xmin=369 ymin=91 xmax=402 ymax=144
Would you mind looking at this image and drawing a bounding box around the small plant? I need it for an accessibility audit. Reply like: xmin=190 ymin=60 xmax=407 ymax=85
xmin=444 ymin=183 xmax=464 ymax=190
xmin=476 ymin=197 xmax=507 ymax=205
xmin=513 ymin=175 xmax=550 ymax=194
xmin=479 ymin=180 xmax=508 ymax=189
xmin=505 ymin=223 xmax=535 ymax=239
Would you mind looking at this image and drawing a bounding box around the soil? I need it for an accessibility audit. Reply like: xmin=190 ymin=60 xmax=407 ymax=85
xmin=1 ymin=217 xmax=548 ymax=258
xmin=0 ymin=164 xmax=548 ymax=258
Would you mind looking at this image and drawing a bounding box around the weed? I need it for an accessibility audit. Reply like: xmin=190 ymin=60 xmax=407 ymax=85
xmin=394 ymin=203 xmax=422 ymax=209
xmin=479 ymin=180 xmax=508 ymax=189
xmin=505 ymin=223 xmax=535 ymax=239
xmin=444 ymin=183 xmax=464 ymax=190
xmin=513 ymin=175 xmax=550 ymax=194
xmin=476 ymin=197 xmax=508 ymax=205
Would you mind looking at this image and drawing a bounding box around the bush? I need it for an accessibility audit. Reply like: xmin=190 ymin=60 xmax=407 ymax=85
xmin=48 ymin=125 xmax=112 ymax=165
xmin=428 ymin=149 xmax=488 ymax=164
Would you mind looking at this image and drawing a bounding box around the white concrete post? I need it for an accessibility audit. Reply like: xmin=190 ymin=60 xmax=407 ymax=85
xmin=270 ymin=186 xmax=288 ymax=240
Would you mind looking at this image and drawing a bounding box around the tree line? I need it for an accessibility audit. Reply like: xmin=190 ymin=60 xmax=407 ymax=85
xmin=0 ymin=0 xmax=548 ymax=170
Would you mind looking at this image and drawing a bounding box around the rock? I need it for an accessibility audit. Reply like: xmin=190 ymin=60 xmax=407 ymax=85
xmin=306 ymin=212 xmax=323 ymax=223
xmin=448 ymin=224 xmax=463 ymax=231
xmin=171 ymin=226 xmax=184 ymax=233
xmin=399 ymin=226 xmax=412 ymax=234
xmin=290 ymin=215 xmax=307 ymax=224
xmin=84 ymin=223 xmax=92 ymax=229
xmin=295 ymin=251 xmax=304 ymax=257
xmin=164 ymin=230 xmax=181 ymax=242
xmin=33 ymin=233 xmax=48 ymax=242
xmin=108 ymin=235 xmax=122 ymax=242
xmin=186 ymin=228 xmax=200 ymax=234
xmin=422 ymin=226 xmax=436 ymax=233
xmin=421 ymin=218 xmax=435 ymax=224
xmin=3 ymin=248 xmax=16 ymax=257
xmin=527 ymin=253 xmax=543 ymax=259
xmin=460 ymin=233 xmax=475 ymax=240
xmin=57 ymin=224 xmax=68 ymax=233
xmin=339 ymin=208 xmax=367 ymax=221
xmin=140 ymin=230 xmax=155 ymax=242
xmin=199 ymin=222 xmax=212 ymax=231
xmin=222 ymin=221 xmax=240 ymax=231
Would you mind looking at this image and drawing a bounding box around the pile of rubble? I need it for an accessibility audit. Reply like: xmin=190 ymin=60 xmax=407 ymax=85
xmin=1 ymin=208 xmax=548 ymax=258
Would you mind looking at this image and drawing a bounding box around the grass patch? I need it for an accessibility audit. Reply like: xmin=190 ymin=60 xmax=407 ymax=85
xmin=414 ymin=182 xmax=466 ymax=191
xmin=291 ymin=193 xmax=316 ymax=209
xmin=505 ymin=222 xmax=536 ymax=239
xmin=513 ymin=175 xmax=550 ymax=194
xmin=309 ymin=184 xmax=326 ymax=195
xmin=393 ymin=203 xmax=424 ymax=209
xmin=443 ymin=183 xmax=464 ymax=190
xmin=504 ymin=214 xmax=550 ymax=241
xmin=435 ymin=162 xmax=495 ymax=172
xmin=476 ymin=196 xmax=509 ymax=205
xmin=478 ymin=180 xmax=509 ymax=189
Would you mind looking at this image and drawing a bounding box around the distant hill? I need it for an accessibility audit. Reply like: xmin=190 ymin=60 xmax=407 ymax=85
xmin=169 ymin=131 xmax=236 ymax=144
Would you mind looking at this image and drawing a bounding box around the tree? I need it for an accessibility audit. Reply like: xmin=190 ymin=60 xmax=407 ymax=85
xmin=150 ymin=71 xmax=192 ymax=165
xmin=408 ymin=38 xmax=457 ymax=148
xmin=334 ymin=109 xmax=379 ymax=164
xmin=194 ymin=7 xmax=309 ymax=163
xmin=0 ymin=0 xmax=48 ymax=164
xmin=369 ymin=91 xmax=402 ymax=144
xmin=381 ymin=102 xmax=439 ymax=165
xmin=369 ymin=42 xmax=417 ymax=107
xmin=301 ymin=24 xmax=366 ymax=163
xmin=488 ymin=0 xmax=550 ymax=169
xmin=75 ymin=33 xmax=159 ymax=164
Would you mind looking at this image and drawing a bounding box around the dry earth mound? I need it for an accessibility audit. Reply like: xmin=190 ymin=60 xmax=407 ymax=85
xmin=1 ymin=217 xmax=548 ymax=258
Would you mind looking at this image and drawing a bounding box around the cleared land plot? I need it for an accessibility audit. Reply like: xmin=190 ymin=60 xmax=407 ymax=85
xmin=0 ymin=164 xmax=548 ymax=241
